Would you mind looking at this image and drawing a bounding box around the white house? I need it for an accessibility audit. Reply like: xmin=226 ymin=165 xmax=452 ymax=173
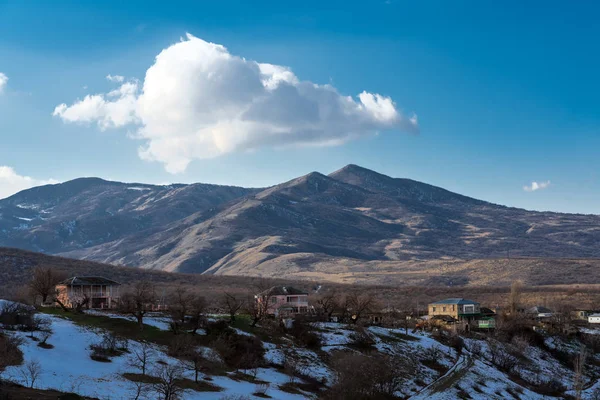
xmin=588 ymin=314 xmax=600 ymax=324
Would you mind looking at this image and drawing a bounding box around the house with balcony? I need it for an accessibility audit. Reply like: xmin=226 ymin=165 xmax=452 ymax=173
xmin=428 ymin=298 xmax=481 ymax=322
xmin=256 ymin=286 xmax=309 ymax=317
xmin=55 ymin=276 xmax=121 ymax=310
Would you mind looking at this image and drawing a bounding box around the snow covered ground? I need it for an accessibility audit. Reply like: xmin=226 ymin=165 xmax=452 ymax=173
xmin=2 ymin=303 xmax=598 ymax=400
xmin=2 ymin=315 xmax=310 ymax=399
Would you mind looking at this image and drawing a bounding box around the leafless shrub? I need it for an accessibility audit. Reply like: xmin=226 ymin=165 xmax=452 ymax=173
xmin=349 ymin=325 xmax=375 ymax=349
xmin=222 ymin=292 xmax=245 ymax=323
xmin=127 ymin=341 xmax=154 ymax=375
xmin=573 ymin=345 xmax=588 ymax=400
xmin=422 ymin=344 xmax=444 ymax=363
xmin=283 ymin=349 xmax=302 ymax=384
xmin=511 ymin=334 xmax=531 ymax=353
xmin=488 ymin=340 xmax=520 ymax=372
xmin=19 ymin=359 xmax=42 ymax=388
xmin=90 ymin=332 xmax=128 ymax=361
xmin=0 ymin=302 xmax=35 ymax=330
xmin=466 ymin=340 xmax=482 ymax=357
xmin=0 ymin=333 xmax=24 ymax=378
xmin=253 ymin=382 xmax=270 ymax=397
xmin=152 ymin=362 xmax=186 ymax=400
xmin=325 ymin=352 xmax=417 ymax=399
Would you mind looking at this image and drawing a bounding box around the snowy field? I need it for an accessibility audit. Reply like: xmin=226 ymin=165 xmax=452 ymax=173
xmin=2 ymin=314 xmax=311 ymax=399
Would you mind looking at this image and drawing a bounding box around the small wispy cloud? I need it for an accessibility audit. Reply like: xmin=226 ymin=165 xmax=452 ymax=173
xmin=0 ymin=72 xmax=8 ymax=93
xmin=0 ymin=166 xmax=59 ymax=200
xmin=106 ymin=74 xmax=125 ymax=83
xmin=523 ymin=180 xmax=551 ymax=192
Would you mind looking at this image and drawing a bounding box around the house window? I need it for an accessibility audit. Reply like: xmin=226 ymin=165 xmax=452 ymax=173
xmin=452 ymin=305 xmax=455 ymax=311
xmin=442 ymin=307 xmax=446 ymax=312
xmin=432 ymin=307 xmax=436 ymax=312
xmin=463 ymin=305 xmax=475 ymax=314
xmin=270 ymin=297 xmax=277 ymax=304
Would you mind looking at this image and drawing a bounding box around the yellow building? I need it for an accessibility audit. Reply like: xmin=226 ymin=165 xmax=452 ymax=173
xmin=428 ymin=298 xmax=480 ymax=320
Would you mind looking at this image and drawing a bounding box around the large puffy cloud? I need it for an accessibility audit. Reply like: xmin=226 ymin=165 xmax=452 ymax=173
xmin=0 ymin=73 xmax=7 ymax=93
xmin=0 ymin=166 xmax=59 ymax=199
xmin=54 ymin=34 xmax=419 ymax=173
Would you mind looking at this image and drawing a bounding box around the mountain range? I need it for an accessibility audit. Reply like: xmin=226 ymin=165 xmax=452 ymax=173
xmin=1 ymin=164 xmax=599 ymax=285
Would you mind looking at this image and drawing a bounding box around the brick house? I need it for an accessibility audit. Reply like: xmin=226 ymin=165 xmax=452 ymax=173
xmin=55 ymin=276 xmax=121 ymax=310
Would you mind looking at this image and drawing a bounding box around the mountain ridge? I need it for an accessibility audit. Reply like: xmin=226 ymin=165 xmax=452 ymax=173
xmin=1 ymin=165 xmax=599 ymax=282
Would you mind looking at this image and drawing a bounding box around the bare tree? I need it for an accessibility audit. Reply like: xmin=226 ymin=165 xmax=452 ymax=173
xmin=128 ymin=342 xmax=153 ymax=376
xmin=508 ymin=280 xmax=523 ymax=316
xmin=247 ymin=284 xmax=275 ymax=327
xmin=119 ymin=281 xmax=156 ymax=330
xmin=29 ymin=266 xmax=66 ymax=304
xmin=347 ymin=292 xmax=375 ymax=324
xmin=168 ymin=289 xmax=194 ymax=334
xmin=283 ymin=349 xmax=302 ymax=384
xmin=184 ymin=349 xmax=206 ymax=383
xmin=131 ymin=379 xmax=150 ymax=400
xmin=223 ymin=292 xmax=245 ymax=323
xmin=152 ymin=362 xmax=185 ymax=400
xmin=188 ymin=295 xmax=207 ymax=335
xmin=314 ymin=291 xmax=338 ymax=321
xmin=574 ymin=345 xmax=588 ymax=400
xmin=19 ymin=359 xmax=42 ymax=388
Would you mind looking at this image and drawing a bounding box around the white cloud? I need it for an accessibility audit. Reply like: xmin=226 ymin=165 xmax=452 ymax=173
xmin=54 ymin=33 xmax=419 ymax=173
xmin=523 ymin=180 xmax=551 ymax=192
xmin=0 ymin=73 xmax=8 ymax=93
xmin=0 ymin=166 xmax=59 ymax=200
xmin=106 ymin=74 xmax=125 ymax=83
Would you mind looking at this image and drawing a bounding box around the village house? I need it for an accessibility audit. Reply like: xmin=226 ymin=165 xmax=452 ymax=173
xmin=55 ymin=276 xmax=121 ymax=310
xmin=588 ymin=313 xmax=600 ymax=324
xmin=256 ymin=286 xmax=309 ymax=317
xmin=572 ymin=310 xmax=593 ymax=321
xmin=525 ymin=306 xmax=553 ymax=319
xmin=428 ymin=298 xmax=481 ymax=321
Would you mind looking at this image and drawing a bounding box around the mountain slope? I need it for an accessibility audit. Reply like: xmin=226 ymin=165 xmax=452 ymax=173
xmin=1 ymin=165 xmax=600 ymax=283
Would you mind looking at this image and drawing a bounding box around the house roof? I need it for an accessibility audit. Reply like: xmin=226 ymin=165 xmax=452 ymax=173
xmin=525 ymin=306 xmax=552 ymax=314
xmin=430 ymin=298 xmax=479 ymax=305
xmin=259 ymin=286 xmax=308 ymax=296
xmin=58 ymin=276 xmax=121 ymax=286
xmin=588 ymin=313 xmax=600 ymax=318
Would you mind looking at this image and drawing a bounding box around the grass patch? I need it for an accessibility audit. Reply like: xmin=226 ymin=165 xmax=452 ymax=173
xmin=40 ymin=308 xmax=173 ymax=345
xmin=122 ymin=373 xmax=223 ymax=392
xmin=0 ymin=382 xmax=86 ymax=400
xmin=122 ymin=372 xmax=161 ymax=384
xmin=391 ymin=331 xmax=420 ymax=341
xmin=174 ymin=378 xmax=222 ymax=392
xmin=278 ymin=382 xmax=304 ymax=395
xmin=230 ymin=371 xmax=268 ymax=384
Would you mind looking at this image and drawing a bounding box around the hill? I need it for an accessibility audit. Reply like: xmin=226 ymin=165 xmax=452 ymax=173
xmin=1 ymin=165 xmax=600 ymax=284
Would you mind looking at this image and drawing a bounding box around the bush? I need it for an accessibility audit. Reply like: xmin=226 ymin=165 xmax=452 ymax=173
xmin=288 ymin=319 xmax=321 ymax=349
xmin=0 ymin=333 xmax=24 ymax=372
xmin=0 ymin=302 xmax=35 ymax=330
xmin=324 ymin=352 xmax=416 ymax=399
xmin=212 ymin=331 xmax=264 ymax=369
xmin=349 ymin=326 xmax=375 ymax=350
xmin=89 ymin=332 xmax=128 ymax=361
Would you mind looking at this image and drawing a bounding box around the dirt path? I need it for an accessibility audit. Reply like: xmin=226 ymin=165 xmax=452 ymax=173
xmin=409 ymin=354 xmax=474 ymax=399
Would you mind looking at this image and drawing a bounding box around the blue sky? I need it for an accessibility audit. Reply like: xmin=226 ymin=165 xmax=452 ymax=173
xmin=0 ymin=1 xmax=599 ymax=214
